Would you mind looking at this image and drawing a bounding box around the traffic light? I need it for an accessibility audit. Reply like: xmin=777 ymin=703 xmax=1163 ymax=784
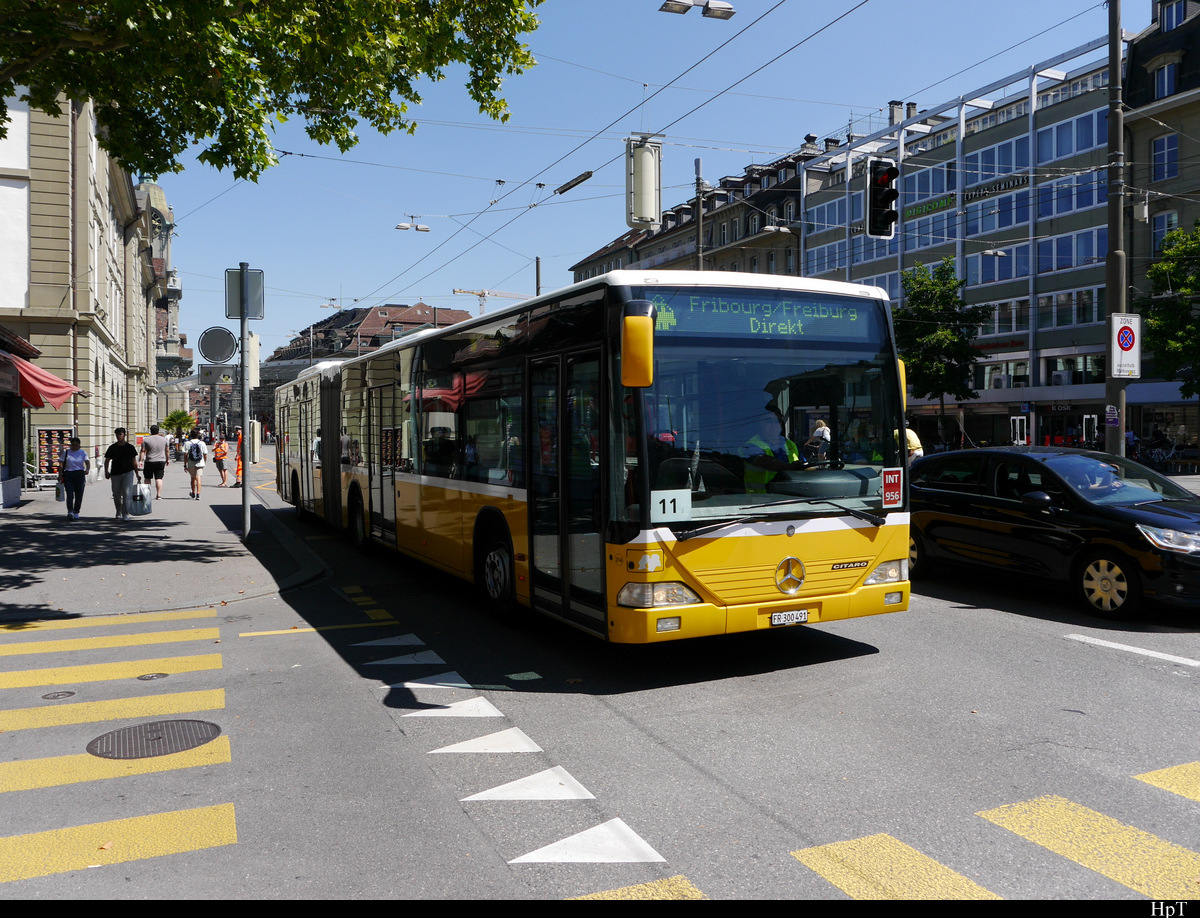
xmin=866 ymin=158 xmax=900 ymax=239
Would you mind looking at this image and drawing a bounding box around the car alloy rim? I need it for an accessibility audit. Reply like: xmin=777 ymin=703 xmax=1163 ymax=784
xmin=1082 ymin=559 xmax=1128 ymax=611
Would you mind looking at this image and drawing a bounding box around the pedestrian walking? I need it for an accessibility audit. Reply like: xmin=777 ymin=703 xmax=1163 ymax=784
xmin=139 ymin=424 xmax=170 ymax=500
xmin=104 ymin=427 xmax=141 ymax=520
xmin=213 ymin=434 xmax=230 ymax=486
xmin=58 ymin=436 xmax=90 ymax=520
xmin=183 ymin=428 xmax=208 ymax=500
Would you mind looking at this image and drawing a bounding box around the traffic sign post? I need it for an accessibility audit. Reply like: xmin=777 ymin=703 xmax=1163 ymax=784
xmin=226 ymin=263 xmax=265 ymax=543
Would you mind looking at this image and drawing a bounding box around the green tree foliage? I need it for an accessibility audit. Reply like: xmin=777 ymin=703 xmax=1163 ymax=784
xmin=0 ymin=1 xmax=542 ymax=180
xmin=895 ymin=258 xmax=989 ymax=434
xmin=161 ymin=409 xmax=197 ymax=442
xmin=1142 ymin=221 xmax=1200 ymax=398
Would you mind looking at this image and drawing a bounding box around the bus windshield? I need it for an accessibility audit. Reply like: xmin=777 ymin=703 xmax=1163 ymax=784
xmin=623 ymin=285 xmax=904 ymax=526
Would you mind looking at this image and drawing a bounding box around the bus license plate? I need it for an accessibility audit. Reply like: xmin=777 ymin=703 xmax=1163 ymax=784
xmin=770 ymin=609 xmax=808 ymax=627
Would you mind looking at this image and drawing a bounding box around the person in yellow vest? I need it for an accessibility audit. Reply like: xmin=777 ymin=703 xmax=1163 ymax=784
xmin=213 ymin=434 xmax=230 ymax=486
xmin=740 ymin=403 xmax=802 ymax=493
xmin=233 ymin=426 xmax=244 ymax=487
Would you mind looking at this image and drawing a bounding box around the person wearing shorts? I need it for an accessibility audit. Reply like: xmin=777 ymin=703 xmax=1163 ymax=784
xmin=183 ymin=429 xmax=208 ymax=500
xmin=213 ymin=435 xmax=229 ymax=486
xmin=139 ymin=424 xmax=170 ymax=499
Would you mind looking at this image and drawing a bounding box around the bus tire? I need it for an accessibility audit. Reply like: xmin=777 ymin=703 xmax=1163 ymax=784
xmin=290 ymin=471 xmax=308 ymax=522
xmin=478 ymin=525 xmax=519 ymax=620
xmin=348 ymin=490 xmax=368 ymax=551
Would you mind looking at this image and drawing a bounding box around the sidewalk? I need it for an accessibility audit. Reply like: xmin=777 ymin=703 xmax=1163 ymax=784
xmin=0 ymin=457 xmax=328 ymax=622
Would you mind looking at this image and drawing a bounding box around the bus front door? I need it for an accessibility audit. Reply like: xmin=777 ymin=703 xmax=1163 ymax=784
xmin=530 ymin=354 xmax=606 ymax=635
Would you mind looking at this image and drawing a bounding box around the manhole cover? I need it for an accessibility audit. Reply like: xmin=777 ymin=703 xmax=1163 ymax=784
xmin=137 ymin=673 xmax=169 ymax=681
xmin=42 ymin=691 xmax=75 ymax=700
xmin=86 ymin=720 xmax=221 ymax=759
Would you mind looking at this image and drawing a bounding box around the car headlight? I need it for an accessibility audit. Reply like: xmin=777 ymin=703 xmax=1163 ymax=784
xmin=616 ymin=582 xmax=701 ymax=607
xmin=1137 ymin=524 xmax=1200 ymax=554
xmin=864 ymin=559 xmax=909 ymax=584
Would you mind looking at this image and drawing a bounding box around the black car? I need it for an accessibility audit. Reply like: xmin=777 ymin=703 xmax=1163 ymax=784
xmin=909 ymin=446 xmax=1200 ymax=618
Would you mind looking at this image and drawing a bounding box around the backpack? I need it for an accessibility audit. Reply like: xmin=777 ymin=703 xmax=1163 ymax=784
xmin=187 ymin=441 xmax=204 ymax=463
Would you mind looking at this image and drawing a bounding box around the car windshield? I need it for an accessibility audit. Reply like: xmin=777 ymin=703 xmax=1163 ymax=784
xmin=1042 ymin=453 xmax=1196 ymax=506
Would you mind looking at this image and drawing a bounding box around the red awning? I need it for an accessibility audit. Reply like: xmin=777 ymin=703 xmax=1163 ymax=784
xmin=0 ymin=352 xmax=83 ymax=410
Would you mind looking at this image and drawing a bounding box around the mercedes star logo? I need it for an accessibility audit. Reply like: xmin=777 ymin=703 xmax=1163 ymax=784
xmin=775 ymin=557 xmax=805 ymax=595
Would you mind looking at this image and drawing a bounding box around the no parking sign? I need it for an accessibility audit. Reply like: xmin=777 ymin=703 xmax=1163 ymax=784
xmin=1110 ymin=313 xmax=1141 ymax=379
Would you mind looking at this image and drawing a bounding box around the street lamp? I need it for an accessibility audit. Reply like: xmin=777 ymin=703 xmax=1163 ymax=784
xmin=659 ymin=0 xmax=735 ymax=19
xmin=396 ymin=214 xmax=430 ymax=232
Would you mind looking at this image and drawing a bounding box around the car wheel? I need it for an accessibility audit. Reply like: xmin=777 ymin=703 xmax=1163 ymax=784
xmin=349 ymin=491 xmax=368 ymax=550
xmin=909 ymin=530 xmax=933 ymax=580
xmin=1077 ymin=551 xmax=1141 ymax=619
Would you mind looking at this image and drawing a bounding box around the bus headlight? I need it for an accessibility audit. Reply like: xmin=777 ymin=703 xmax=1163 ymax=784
xmin=864 ymin=559 xmax=908 ymax=585
xmin=617 ymin=582 xmax=701 ymax=607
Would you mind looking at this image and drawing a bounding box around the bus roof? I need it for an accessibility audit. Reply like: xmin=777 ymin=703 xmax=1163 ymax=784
xmin=336 ymin=270 xmax=890 ymax=368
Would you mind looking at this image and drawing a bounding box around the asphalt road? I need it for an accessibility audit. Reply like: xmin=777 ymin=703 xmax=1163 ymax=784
xmin=2 ymin=469 xmax=1199 ymax=899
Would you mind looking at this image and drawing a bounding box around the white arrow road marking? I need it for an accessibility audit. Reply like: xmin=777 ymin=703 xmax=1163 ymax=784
xmin=364 ymin=651 xmax=446 ymax=666
xmin=509 ymin=818 xmax=665 ymax=864
xmin=350 ymin=633 xmax=424 ymax=647
xmin=389 ymin=671 xmax=472 ymax=690
xmin=428 ymin=727 xmax=543 ymax=754
xmin=462 ymin=766 xmax=595 ymax=801
xmin=402 ymin=697 xmax=504 ymax=718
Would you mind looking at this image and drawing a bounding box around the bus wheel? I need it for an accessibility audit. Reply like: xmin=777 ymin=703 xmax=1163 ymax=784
xmin=479 ymin=528 xmax=518 ymax=618
xmin=349 ymin=491 xmax=368 ymax=550
xmin=290 ymin=472 xmax=308 ymax=522
xmin=909 ymin=530 xmax=933 ymax=580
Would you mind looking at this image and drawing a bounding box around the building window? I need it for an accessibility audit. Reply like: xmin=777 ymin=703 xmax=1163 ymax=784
xmin=1152 ymin=134 xmax=1179 ymax=181
xmin=1162 ymin=0 xmax=1187 ymax=30
xmin=1153 ymin=211 xmax=1179 ymax=254
xmin=720 ymin=223 xmax=728 ymax=246
xmin=748 ymin=214 xmax=759 ymax=234
xmin=1154 ymin=63 xmax=1178 ymax=100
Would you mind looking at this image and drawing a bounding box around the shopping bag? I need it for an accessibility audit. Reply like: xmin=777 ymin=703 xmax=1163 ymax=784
xmin=56 ymin=481 xmax=66 ymax=502
xmin=130 ymin=482 xmax=153 ymax=516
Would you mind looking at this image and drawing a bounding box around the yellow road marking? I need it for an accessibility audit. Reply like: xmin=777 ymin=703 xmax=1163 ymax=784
xmin=0 ymin=610 xmax=217 ymax=634
xmin=0 ymin=689 xmax=225 ymax=732
xmin=0 ymin=803 xmax=237 ymax=883
xmin=0 ymin=736 xmax=231 ymax=793
xmin=1136 ymin=762 xmax=1200 ymax=803
xmin=791 ymin=834 xmax=1000 ymax=900
xmin=978 ymin=795 xmax=1200 ymax=898
xmin=343 ymin=586 xmax=363 ymax=594
xmin=0 ymin=628 xmax=221 ymax=657
xmin=571 ymin=876 xmax=706 ymax=900
xmin=239 ymin=621 xmax=396 ymax=637
xmin=0 ymin=654 xmax=223 ymax=690
xmin=365 ymin=609 xmax=391 ymax=620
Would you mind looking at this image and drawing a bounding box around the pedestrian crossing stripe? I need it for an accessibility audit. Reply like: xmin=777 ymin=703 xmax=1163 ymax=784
xmin=570 ymin=875 xmax=706 ymax=900
xmin=0 ymin=689 xmax=225 ymax=732
xmin=978 ymin=795 xmax=1200 ymax=899
xmin=0 ymin=803 xmax=237 ymax=883
xmin=0 ymin=654 xmax=223 ymax=690
xmin=1135 ymin=761 xmax=1200 ymax=804
xmin=0 ymin=610 xmax=217 ymax=634
xmin=0 ymin=737 xmax=232 ymax=793
xmin=0 ymin=628 xmax=222 ymax=657
xmin=791 ymin=833 xmax=1000 ymax=899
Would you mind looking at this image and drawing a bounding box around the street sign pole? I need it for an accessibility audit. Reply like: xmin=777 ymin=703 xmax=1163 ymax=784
xmin=240 ymin=262 xmax=251 ymax=542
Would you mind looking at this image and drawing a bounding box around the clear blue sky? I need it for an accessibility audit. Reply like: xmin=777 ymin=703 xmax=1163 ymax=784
xmin=160 ymin=0 xmax=1144 ymax=358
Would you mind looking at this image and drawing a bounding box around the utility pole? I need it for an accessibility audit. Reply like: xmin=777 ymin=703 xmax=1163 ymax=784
xmin=1104 ymin=0 xmax=1127 ymax=457
xmin=695 ymin=158 xmax=705 ymax=270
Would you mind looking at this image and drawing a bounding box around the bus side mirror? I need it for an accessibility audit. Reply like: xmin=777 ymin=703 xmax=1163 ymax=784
xmin=621 ymin=300 xmax=656 ymax=388
xmin=898 ymin=358 xmax=907 ymax=414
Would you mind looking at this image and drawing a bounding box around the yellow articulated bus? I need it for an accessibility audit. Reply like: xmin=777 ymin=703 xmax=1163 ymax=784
xmin=276 ymin=271 xmax=910 ymax=643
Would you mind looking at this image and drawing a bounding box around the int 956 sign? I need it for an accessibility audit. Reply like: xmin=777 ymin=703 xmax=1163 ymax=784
xmin=882 ymin=468 xmax=903 ymax=508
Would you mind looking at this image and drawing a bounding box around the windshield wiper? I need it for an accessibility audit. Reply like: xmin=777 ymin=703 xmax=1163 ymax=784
xmin=673 ymin=498 xmax=886 ymax=541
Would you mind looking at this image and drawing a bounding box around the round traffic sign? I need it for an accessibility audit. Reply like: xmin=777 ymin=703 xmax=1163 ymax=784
xmin=1118 ymin=326 xmax=1136 ymax=352
xmin=198 ymin=326 xmax=238 ymax=363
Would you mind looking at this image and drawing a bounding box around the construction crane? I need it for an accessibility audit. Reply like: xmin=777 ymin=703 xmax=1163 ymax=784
xmin=452 ymin=288 xmax=531 ymax=315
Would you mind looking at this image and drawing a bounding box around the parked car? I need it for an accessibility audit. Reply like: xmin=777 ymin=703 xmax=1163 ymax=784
xmin=909 ymin=446 xmax=1200 ymax=618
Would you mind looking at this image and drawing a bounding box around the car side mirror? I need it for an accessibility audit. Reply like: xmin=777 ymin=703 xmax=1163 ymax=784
xmin=1020 ymin=490 xmax=1055 ymax=509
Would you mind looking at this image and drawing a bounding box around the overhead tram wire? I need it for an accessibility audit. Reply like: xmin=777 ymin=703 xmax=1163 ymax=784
xmin=352 ymin=0 xmax=791 ymax=308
